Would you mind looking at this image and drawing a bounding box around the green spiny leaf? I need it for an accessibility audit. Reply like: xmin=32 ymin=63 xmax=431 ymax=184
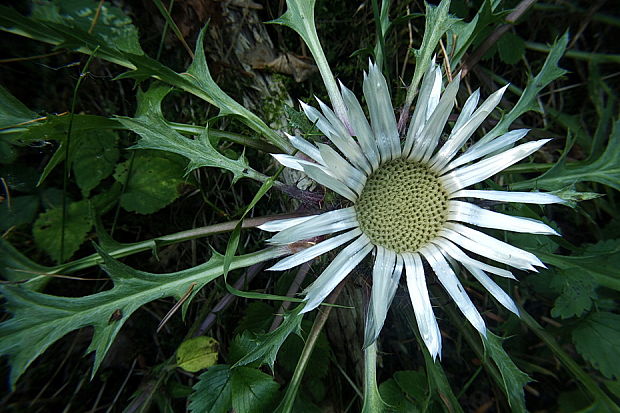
xmin=0 ymin=85 xmax=38 ymax=130
xmin=482 ymin=332 xmax=531 ymax=413
xmin=477 ymin=31 xmax=569 ymax=146
xmin=234 ymin=307 xmax=303 ymax=370
xmin=0 ymin=246 xmax=285 ymax=388
xmin=118 ymin=84 xmax=256 ymax=183
xmin=514 ymin=118 xmax=620 ymax=192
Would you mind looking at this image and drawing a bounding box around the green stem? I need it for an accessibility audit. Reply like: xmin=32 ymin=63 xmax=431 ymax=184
xmin=61 ymin=46 xmax=100 ymax=263
xmin=277 ymin=281 xmax=345 ymax=412
xmin=361 ymin=341 xmax=386 ymax=413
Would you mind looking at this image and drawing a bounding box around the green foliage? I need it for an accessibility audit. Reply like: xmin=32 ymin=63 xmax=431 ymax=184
xmin=572 ymin=312 xmax=620 ymax=380
xmin=72 ymin=130 xmax=119 ymax=197
xmin=32 ymin=198 xmax=93 ymax=262
xmin=189 ymin=365 xmax=280 ymax=413
xmin=379 ymin=370 xmax=427 ymax=412
xmin=234 ymin=308 xmax=304 ymax=370
xmin=31 ymin=0 xmax=142 ymax=54
xmin=0 ymin=195 xmax=38 ymax=230
xmin=113 ymin=150 xmax=187 ymax=214
xmin=550 ymin=268 xmax=598 ymax=319
xmin=176 ymin=336 xmax=219 ymax=373
xmin=482 ymin=332 xmax=531 ymax=413
xmin=497 ymin=31 xmax=525 ymax=65
xmin=118 ymin=83 xmax=256 ymax=183
xmin=0 ymin=246 xmax=284 ymax=388
xmin=515 ymin=118 xmax=620 ymax=191
xmin=0 ymin=85 xmax=37 ymax=130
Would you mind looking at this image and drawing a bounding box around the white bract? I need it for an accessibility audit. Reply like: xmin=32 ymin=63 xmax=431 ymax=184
xmin=260 ymin=60 xmax=562 ymax=359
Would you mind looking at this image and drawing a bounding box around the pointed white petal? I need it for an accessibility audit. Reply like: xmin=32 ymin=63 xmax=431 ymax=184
xmin=317 ymin=143 xmax=366 ymax=194
xmin=442 ymin=139 xmax=551 ymax=192
xmin=269 ymin=228 xmax=362 ymax=271
xmin=431 ymin=85 xmax=508 ymax=171
xmin=340 ymin=81 xmax=380 ymax=169
xmin=286 ymin=133 xmax=324 ymax=165
xmin=364 ymin=248 xmax=403 ymax=348
xmin=421 ymin=244 xmax=487 ymax=336
xmin=410 ymin=73 xmax=462 ymax=163
xmin=427 ymin=66 xmax=443 ymax=119
xmin=272 ymin=153 xmax=306 ymax=171
xmin=448 ymin=200 xmax=559 ymax=235
xmin=463 ymin=264 xmax=520 ymax=316
xmin=443 ymin=129 xmax=530 ymax=173
xmin=403 ymin=252 xmax=442 ymax=359
xmin=269 ymin=207 xmax=357 ymax=245
xmin=315 ymin=98 xmax=372 ymax=174
xmin=258 ymin=215 xmax=317 ymax=232
xmin=301 ymin=234 xmax=373 ymax=313
xmin=451 ymin=89 xmax=480 ymax=132
xmin=441 ymin=222 xmax=545 ymax=270
xmin=432 ymin=237 xmax=515 ymax=279
xmin=450 ymin=189 xmax=564 ymax=205
xmin=364 ymin=62 xmax=400 ymax=162
xmin=403 ymin=60 xmax=440 ymax=156
xmin=302 ymin=162 xmax=358 ymax=201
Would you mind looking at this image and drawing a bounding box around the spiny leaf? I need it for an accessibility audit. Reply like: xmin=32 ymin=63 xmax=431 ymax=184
xmin=477 ymin=31 xmax=569 ymax=146
xmin=234 ymin=307 xmax=303 ymax=371
xmin=0 ymin=8 xmax=290 ymax=151
xmin=572 ymin=312 xmax=620 ymax=380
xmin=482 ymin=332 xmax=531 ymax=413
xmin=117 ymin=84 xmax=255 ymax=184
xmin=0 ymin=85 xmax=38 ymax=130
xmin=0 ymin=246 xmax=285 ymax=388
xmin=514 ymin=118 xmax=620 ymax=192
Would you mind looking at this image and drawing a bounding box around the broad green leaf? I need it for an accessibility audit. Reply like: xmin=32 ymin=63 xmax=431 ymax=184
xmin=513 ymin=118 xmax=620 ymax=192
xmin=31 ymin=0 xmax=142 ymax=54
xmin=477 ymin=31 xmax=569 ymax=146
xmin=231 ymin=366 xmax=280 ymax=413
xmin=118 ymin=84 xmax=257 ymax=183
xmin=234 ymin=307 xmax=304 ymax=370
xmin=498 ymin=31 xmax=525 ymax=64
xmin=379 ymin=370 xmax=427 ymax=412
xmin=0 ymin=246 xmax=286 ymax=388
xmin=176 ymin=336 xmax=219 ymax=373
xmin=189 ymin=365 xmax=232 ymax=413
xmin=572 ymin=312 xmax=620 ymax=380
xmin=0 ymin=195 xmax=39 ymax=230
xmin=113 ymin=150 xmax=187 ymax=215
xmin=0 ymin=85 xmax=38 ymax=130
xmin=482 ymin=332 xmax=531 ymax=413
xmin=550 ymin=268 xmax=598 ymax=319
xmin=72 ymin=130 xmax=119 ymax=196
xmin=33 ymin=198 xmax=93 ymax=263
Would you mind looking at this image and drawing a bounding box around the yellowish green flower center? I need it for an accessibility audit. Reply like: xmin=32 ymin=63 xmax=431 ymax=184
xmin=355 ymin=159 xmax=449 ymax=253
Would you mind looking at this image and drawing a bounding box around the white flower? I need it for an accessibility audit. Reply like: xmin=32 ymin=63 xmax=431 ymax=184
xmin=260 ymin=60 xmax=562 ymax=359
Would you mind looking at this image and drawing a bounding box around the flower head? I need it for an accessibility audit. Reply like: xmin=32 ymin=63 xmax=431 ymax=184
xmin=261 ymin=60 xmax=562 ymax=359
